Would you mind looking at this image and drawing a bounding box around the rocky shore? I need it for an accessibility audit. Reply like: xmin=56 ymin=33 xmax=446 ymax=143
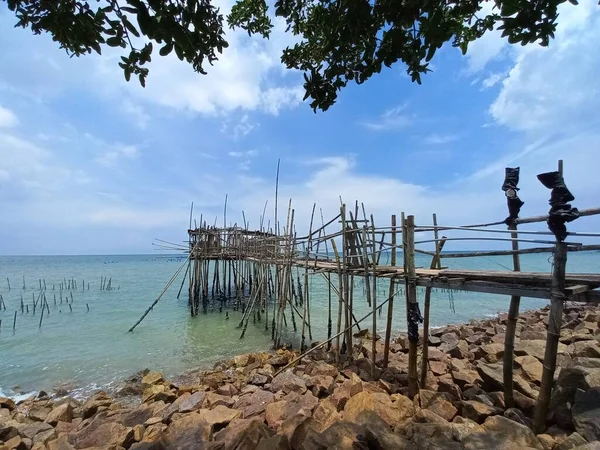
xmin=2 ymin=303 xmax=600 ymax=450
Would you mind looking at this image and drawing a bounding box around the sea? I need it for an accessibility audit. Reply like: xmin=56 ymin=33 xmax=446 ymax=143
xmin=0 ymin=252 xmax=598 ymax=399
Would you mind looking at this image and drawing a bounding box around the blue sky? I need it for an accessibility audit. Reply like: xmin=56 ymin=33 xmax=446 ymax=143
xmin=1 ymin=1 xmax=599 ymax=255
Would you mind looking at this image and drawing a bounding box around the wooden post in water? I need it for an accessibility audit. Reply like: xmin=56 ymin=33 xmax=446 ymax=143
xmin=404 ymin=215 xmax=419 ymax=397
xmin=382 ymin=214 xmax=397 ymax=368
xmin=6 ymin=277 xmax=10 ymax=291
xmin=534 ymin=160 xmax=568 ymax=433
xmin=13 ymin=311 xmax=17 ymax=332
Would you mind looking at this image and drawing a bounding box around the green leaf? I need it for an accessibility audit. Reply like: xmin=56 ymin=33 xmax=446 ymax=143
xmin=159 ymin=42 xmax=173 ymax=56
xmin=106 ymin=36 xmax=122 ymax=47
xmin=123 ymin=17 xmax=141 ymax=38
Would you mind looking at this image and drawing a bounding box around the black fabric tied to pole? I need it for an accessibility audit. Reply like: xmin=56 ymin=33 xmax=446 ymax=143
xmin=502 ymin=167 xmax=524 ymax=224
xmin=537 ymin=171 xmax=579 ymax=241
xmin=407 ymin=301 xmax=423 ymax=343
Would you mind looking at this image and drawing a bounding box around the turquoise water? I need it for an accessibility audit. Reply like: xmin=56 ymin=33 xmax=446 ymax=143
xmin=0 ymin=252 xmax=598 ymax=397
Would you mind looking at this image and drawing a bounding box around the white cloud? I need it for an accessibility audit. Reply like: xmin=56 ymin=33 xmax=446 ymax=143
xmin=490 ymin=1 xmax=600 ymax=132
xmin=361 ymin=103 xmax=414 ymax=131
xmin=0 ymin=105 xmax=18 ymax=128
xmin=423 ymin=133 xmax=460 ymax=145
xmin=0 ymin=11 xmax=303 ymax=122
xmin=228 ymin=150 xmax=258 ymax=158
xmin=95 ymin=144 xmax=140 ymax=167
xmin=481 ymin=72 xmax=505 ymax=89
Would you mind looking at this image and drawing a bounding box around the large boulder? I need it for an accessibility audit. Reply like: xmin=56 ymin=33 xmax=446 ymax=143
xmin=572 ymin=387 xmax=600 ymax=442
xmin=344 ymin=391 xmax=410 ymax=428
xmin=0 ymin=397 xmax=16 ymax=411
xmin=67 ymin=420 xmax=134 ymax=449
xmin=197 ymin=405 xmax=242 ymax=430
xmin=461 ymin=415 xmax=543 ymax=450
xmin=45 ymin=403 xmax=74 ymax=426
xmin=213 ymin=418 xmax=274 ymax=450
xmin=549 ymin=364 xmax=600 ymax=428
xmin=271 ymin=370 xmax=307 ymax=395
xmin=515 ymin=340 xmax=566 ymax=362
xmin=461 ymin=400 xmax=503 ymax=424
xmin=516 ymin=355 xmax=544 ymax=385
xmin=234 ymin=390 xmax=275 ymax=418
xmin=353 ymin=410 xmax=415 ymax=450
xmin=265 ymin=392 xmax=319 ymax=429
xmin=164 ymin=413 xmax=212 ymax=449
xmin=311 ymin=399 xmax=341 ymax=433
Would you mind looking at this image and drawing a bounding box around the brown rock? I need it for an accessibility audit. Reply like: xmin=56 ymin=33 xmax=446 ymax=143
xmin=481 ymin=343 xmax=505 ymax=363
xmin=270 ymin=370 xmax=307 ymax=395
xmin=29 ymin=405 xmax=52 ymax=422
xmin=572 ymin=340 xmax=600 ymax=358
xmin=247 ymin=373 xmax=270 ymax=386
xmin=213 ymin=418 xmax=274 ymax=450
xmin=205 ymin=392 xmax=235 ymax=409
xmin=461 ymin=400 xmax=503 ymax=424
xmin=572 ymin=387 xmax=600 ymax=442
xmin=344 ymin=391 xmax=407 ymax=428
xmin=197 ymin=405 xmax=242 ymax=430
xmin=304 ymin=361 xmax=339 ymax=378
xmin=266 ymin=354 xmax=290 ymax=367
xmin=133 ymin=424 xmax=145 ymax=442
xmin=265 ymin=392 xmax=318 ymax=429
xmin=428 ymin=348 xmax=447 ymax=362
xmin=452 ymin=416 xmax=484 ymax=442
xmin=452 ymin=369 xmax=481 ymax=388
xmin=142 ymin=423 xmax=167 ymax=443
xmin=516 ymin=339 xmax=566 ymax=362
xmin=536 ymin=434 xmax=556 ymax=450
xmin=234 ymin=390 xmax=275 ymax=418
xmin=354 ymin=410 xmax=414 ymax=450
xmin=414 ymin=409 xmax=449 ymax=424
xmin=0 ymin=397 xmax=16 ymax=411
xmin=45 ymin=404 xmax=74 ymax=426
xmin=80 ymin=392 xmax=113 ymax=419
xmin=20 ymin=422 xmax=53 ymax=440
xmin=309 ymin=375 xmax=334 ymax=398
xmin=516 ymin=355 xmax=544 ymax=385
xmin=476 ymin=363 xmax=504 ymax=391
xmin=311 ymin=400 xmax=341 ymax=433
xmin=410 ymin=421 xmax=462 ymax=449
xmin=555 ymin=431 xmax=588 ymax=450
xmin=47 ymin=435 xmax=77 ymax=450
xmin=68 ymin=420 xmax=134 ymax=449
xmin=178 ymin=391 xmax=206 ymax=413
xmin=461 ymin=415 xmax=543 ymax=450
xmin=217 ymin=384 xmax=239 ymax=397
xmin=429 ymin=361 xmax=448 ymax=376
xmin=33 ymin=427 xmax=57 ymax=446
xmin=142 ymin=372 xmax=164 ymax=386
xmin=164 ymin=413 xmax=211 ymax=449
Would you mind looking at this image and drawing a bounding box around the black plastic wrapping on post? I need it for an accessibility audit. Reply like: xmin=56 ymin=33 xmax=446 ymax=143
xmin=407 ymin=301 xmax=423 ymax=344
xmin=537 ymin=171 xmax=579 ymax=241
xmin=502 ymin=167 xmax=524 ymax=224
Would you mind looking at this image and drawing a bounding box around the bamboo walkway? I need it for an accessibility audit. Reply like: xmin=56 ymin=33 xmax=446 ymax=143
xmin=132 ymin=159 xmax=600 ymax=433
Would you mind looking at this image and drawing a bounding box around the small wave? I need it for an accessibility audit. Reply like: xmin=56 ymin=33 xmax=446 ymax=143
xmin=0 ymin=386 xmax=36 ymax=402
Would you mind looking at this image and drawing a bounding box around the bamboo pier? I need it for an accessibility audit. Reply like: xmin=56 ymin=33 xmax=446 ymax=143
xmin=132 ymin=159 xmax=600 ymax=432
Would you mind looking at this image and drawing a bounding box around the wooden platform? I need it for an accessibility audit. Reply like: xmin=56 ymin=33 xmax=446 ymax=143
xmin=290 ymin=259 xmax=600 ymax=303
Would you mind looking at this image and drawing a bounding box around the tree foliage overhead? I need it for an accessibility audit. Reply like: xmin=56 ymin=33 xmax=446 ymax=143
xmin=4 ymin=0 xmax=583 ymax=111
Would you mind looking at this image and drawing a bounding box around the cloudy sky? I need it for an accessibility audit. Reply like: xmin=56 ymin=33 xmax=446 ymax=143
xmin=1 ymin=1 xmax=599 ymax=255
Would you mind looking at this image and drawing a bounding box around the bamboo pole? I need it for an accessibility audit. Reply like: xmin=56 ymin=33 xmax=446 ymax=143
xmin=533 ymin=160 xmax=568 ymax=433
xmin=504 ymin=223 xmax=522 ymax=408
xmin=533 ymin=241 xmax=567 ymax=432
xmin=382 ymin=214 xmax=397 ymax=368
xmin=370 ymin=216 xmax=378 ymax=378
xmin=405 ymin=215 xmax=419 ymax=397
xmin=331 ymin=238 xmax=344 ymax=363
xmin=420 ymin=213 xmax=446 ymax=387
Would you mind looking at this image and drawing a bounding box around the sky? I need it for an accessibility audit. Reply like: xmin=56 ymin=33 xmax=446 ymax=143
xmin=1 ymin=1 xmax=599 ymax=255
